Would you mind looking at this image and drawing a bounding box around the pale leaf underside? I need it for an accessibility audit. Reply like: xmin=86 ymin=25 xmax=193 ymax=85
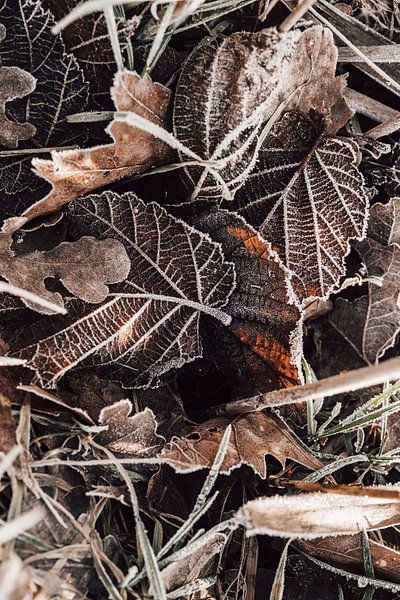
xmin=16 ymin=192 xmax=235 ymax=388
xmin=230 ymin=112 xmax=369 ymax=300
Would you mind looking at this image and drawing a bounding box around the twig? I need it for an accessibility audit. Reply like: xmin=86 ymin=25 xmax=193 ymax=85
xmin=210 ymin=357 xmax=400 ymax=416
xmin=345 ymin=88 xmax=398 ymax=123
xmin=279 ymin=0 xmax=318 ymax=32
xmin=0 ymin=145 xmax=78 ymax=157
xmin=365 ymin=112 xmax=400 ymax=139
xmin=338 ymin=45 xmax=400 ymax=63
xmin=52 ymin=0 xmax=143 ymax=33
xmin=0 ymin=282 xmax=67 ymax=315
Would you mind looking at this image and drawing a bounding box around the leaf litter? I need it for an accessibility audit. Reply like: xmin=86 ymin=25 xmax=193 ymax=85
xmin=1 ymin=1 xmax=400 ymax=599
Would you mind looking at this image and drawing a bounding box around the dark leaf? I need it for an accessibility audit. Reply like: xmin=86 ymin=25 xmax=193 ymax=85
xmin=230 ymin=111 xmax=368 ymax=300
xmin=15 ymin=192 xmax=235 ymax=388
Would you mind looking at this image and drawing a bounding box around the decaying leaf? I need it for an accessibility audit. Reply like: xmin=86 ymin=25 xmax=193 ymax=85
xmin=149 ymin=532 xmax=226 ymax=595
xmin=161 ymin=411 xmax=321 ymax=478
xmin=236 ymin=491 xmax=400 ymax=539
xmin=0 ymin=393 xmax=17 ymax=455
xmin=296 ymin=535 xmax=400 ymax=584
xmin=196 ymin=209 xmax=302 ymax=387
xmin=0 ymin=0 xmax=88 ymax=198
xmin=230 ymin=111 xmax=369 ymax=300
xmin=0 ymin=216 xmax=131 ymax=314
xmin=25 ymin=70 xmax=173 ymax=222
xmin=0 ymin=29 xmax=36 ymax=148
xmin=173 ymin=26 xmax=352 ymax=199
xmin=96 ymin=402 xmax=164 ymax=456
xmin=15 ymin=192 xmax=235 ymax=388
xmin=330 ymin=197 xmax=400 ymax=363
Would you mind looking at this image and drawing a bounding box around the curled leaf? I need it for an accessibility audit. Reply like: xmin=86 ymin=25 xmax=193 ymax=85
xmin=25 ymin=70 xmax=173 ymax=222
xmin=15 ymin=192 xmax=235 ymax=388
xmin=230 ymin=111 xmax=369 ymax=299
xmin=161 ymin=411 xmax=321 ymax=478
xmin=0 ymin=65 xmax=36 ymax=148
xmin=237 ymin=490 xmax=400 ymax=539
xmin=0 ymin=217 xmax=131 ymax=314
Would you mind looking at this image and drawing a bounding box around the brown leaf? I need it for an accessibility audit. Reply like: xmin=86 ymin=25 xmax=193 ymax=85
xmin=296 ymin=535 xmax=400 ymax=584
xmin=0 ymin=57 xmax=36 ymax=148
xmin=15 ymin=192 xmax=235 ymax=388
xmin=25 ymin=70 xmax=173 ymax=222
xmin=196 ymin=209 xmax=302 ymax=388
xmin=236 ymin=490 xmax=400 ymax=538
xmin=173 ymin=26 xmax=352 ymax=199
xmin=329 ymin=198 xmax=400 ymax=363
xmin=229 ymin=111 xmax=368 ymax=300
xmin=150 ymin=532 xmax=226 ymax=595
xmin=160 ymin=411 xmax=322 ymax=478
xmin=0 ymin=393 xmax=17 ymax=455
xmin=0 ymin=217 xmax=131 ymax=314
xmin=96 ymin=401 xmax=165 ymax=456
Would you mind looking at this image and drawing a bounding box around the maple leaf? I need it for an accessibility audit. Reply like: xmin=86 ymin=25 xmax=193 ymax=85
xmin=0 ymin=0 xmax=88 ymax=204
xmin=196 ymin=209 xmax=302 ymax=388
xmin=0 ymin=216 xmax=130 ymax=314
xmin=229 ymin=111 xmax=369 ymax=300
xmin=96 ymin=401 xmax=165 ymax=456
xmin=173 ymin=26 xmax=352 ymax=199
xmin=329 ymin=197 xmax=400 ymax=364
xmin=25 ymin=70 xmax=174 ymax=223
xmin=15 ymin=191 xmax=235 ymax=388
xmin=161 ymin=411 xmax=321 ymax=479
xmin=0 ymin=25 xmax=36 ymax=148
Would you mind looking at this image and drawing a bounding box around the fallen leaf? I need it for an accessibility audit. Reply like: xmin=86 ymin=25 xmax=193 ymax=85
xmin=0 ymin=0 xmax=88 ymax=198
xmin=196 ymin=209 xmax=302 ymax=388
xmin=161 ymin=411 xmax=322 ymax=478
xmin=236 ymin=490 xmax=400 ymax=538
xmin=96 ymin=402 xmax=165 ymax=456
xmin=0 ymin=393 xmax=17 ymax=455
xmin=296 ymin=535 xmax=400 ymax=584
xmin=25 ymin=69 xmax=173 ymax=222
xmin=0 ymin=40 xmax=36 ymax=147
xmin=15 ymin=191 xmax=235 ymax=388
xmin=0 ymin=216 xmax=131 ymax=314
xmin=229 ymin=111 xmax=369 ymax=300
xmin=149 ymin=532 xmax=226 ymax=595
xmin=173 ymin=26 xmax=352 ymax=199
xmin=329 ymin=197 xmax=400 ymax=363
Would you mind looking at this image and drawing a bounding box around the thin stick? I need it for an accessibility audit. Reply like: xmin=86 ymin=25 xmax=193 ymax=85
xmin=211 ymin=357 xmax=400 ymax=416
xmin=279 ymin=0 xmax=318 ymax=32
xmin=52 ymin=0 xmax=143 ymax=33
xmin=0 ymin=282 xmax=67 ymax=315
xmin=345 ymin=89 xmax=398 ymax=123
xmin=338 ymin=45 xmax=400 ymax=63
xmin=0 ymin=145 xmax=78 ymax=157
xmin=365 ymin=112 xmax=400 ymax=139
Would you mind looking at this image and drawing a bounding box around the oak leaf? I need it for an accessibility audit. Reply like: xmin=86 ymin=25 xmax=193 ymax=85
xmin=173 ymin=26 xmax=352 ymax=199
xmin=0 ymin=25 xmax=36 ymax=148
xmin=0 ymin=0 xmax=88 ymax=199
xmin=0 ymin=216 xmax=130 ymax=314
xmin=15 ymin=192 xmax=235 ymax=388
xmin=25 ymin=70 xmax=174 ymax=223
xmin=196 ymin=209 xmax=302 ymax=388
xmin=96 ymin=401 xmax=164 ymax=456
xmin=236 ymin=490 xmax=400 ymax=538
xmin=230 ymin=111 xmax=369 ymax=300
xmin=160 ymin=411 xmax=322 ymax=478
xmin=329 ymin=197 xmax=400 ymax=363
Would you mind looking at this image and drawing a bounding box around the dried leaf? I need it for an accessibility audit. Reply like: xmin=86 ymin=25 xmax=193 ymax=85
xmin=173 ymin=26 xmax=352 ymax=199
xmin=237 ymin=491 xmax=400 ymax=539
xmin=150 ymin=532 xmax=226 ymax=595
xmin=25 ymin=70 xmax=173 ymax=222
xmin=15 ymin=192 xmax=235 ymax=388
xmin=0 ymin=0 xmax=88 ymax=197
xmin=96 ymin=402 xmax=165 ymax=456
xmin=161 ymin=411 xmax=322 ymax=478
xmin=0 ymin=217 xmax=131 ymax=314
xmin=230 ymin=111 xmax=368 ymax=300
xmin=296 ymin=535 xmax=400 ymax=584
xmin=0 ymin=58 xmax=36 ymax=148
xmin=330 ymin=198 xmax=400 ymax=363
xmin=196 ymin=209 xmax=302 ymax=388
xmin=0 ymin=393 xmax=17 ymax=455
